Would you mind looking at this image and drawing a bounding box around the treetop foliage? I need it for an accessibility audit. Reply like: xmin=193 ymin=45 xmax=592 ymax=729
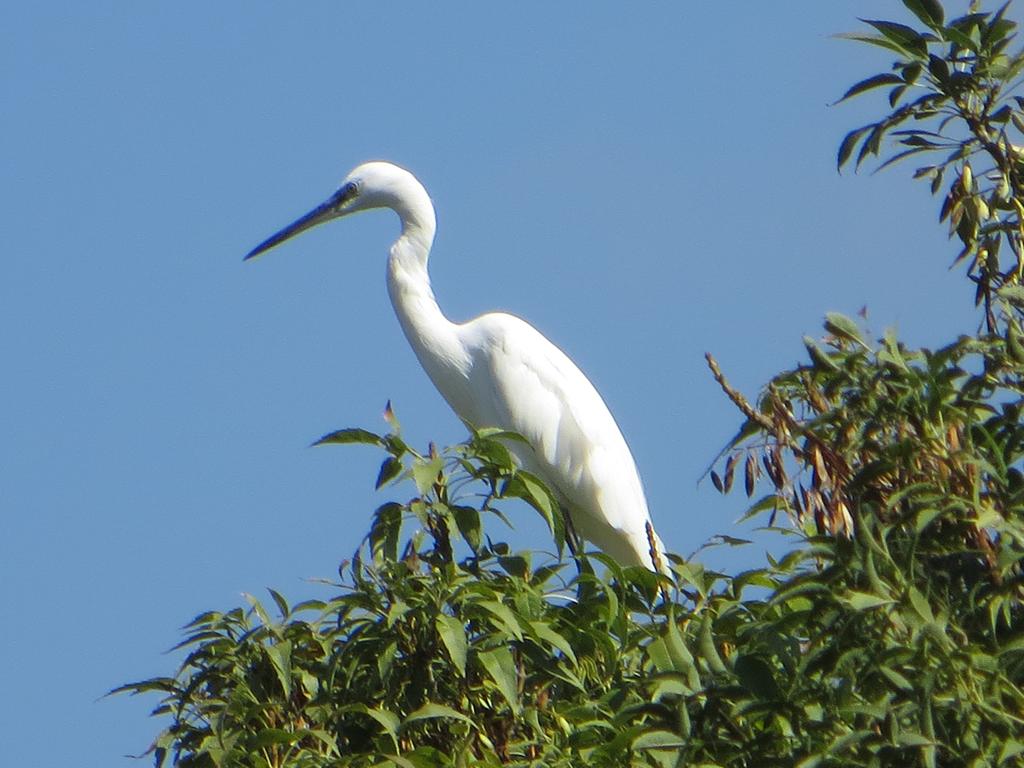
xmin=837 ymin=0 xmax=1024 ymax=333
xmin=118 ymin=2 xmax=1024 ymax=765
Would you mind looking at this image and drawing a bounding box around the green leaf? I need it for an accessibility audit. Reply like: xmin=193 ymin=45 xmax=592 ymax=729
xmin=470 ymin=433 xmax=517 ymax=471
xmin=648 ymin=622 xmax=701 ymax=691
xmin=734 ymin=654 xmax=781 ymax=700
xmin=478 ymin=599 xmax=524 ymax=640
xmin=838 ymin=125 xmax=871 ymax=170
xmin=378 ymin=640 xmax=398 ymax=680
xmin=698 ymin=615 xmax=727 ymax=675
xmin=451 ymin=504 xmax=482 ymax=551
xmin=312 ymin=427 xmax=383 ymax=447
xmin=411 ymin=456 xmax=444 ymax=494
xmin=856 ymin=123 xmax=884 ymax=169
xmin=843 ymin=33 xmax=916 ymax=59
xmin=927 ymin=53 xmax=949 ymax=83
xmin=378 ymin=756 xmax=418 ymax=768
xmin=632 ymin=729 xmax=686 ymax=751
xmin=402 ymin=703 xmax=476 ymax=728
xmin=264 ymin=640 xmax=292 ymax=699
xmin=376 ymin=456 xmax=404 ymax=489
xmin=478 ymin=647 xmax=521 ymax=713
xmin=474 ymin=426 xmax=528 ymax=443
xmin=665 ymin=617 xmax=697 ymax=673
xmin=107 ymin=677 xmax=180 ymax=697
xmin=648 ymin=671 xmax=693 ymax=699
xmin=878 ymin=665 xmax=914 ymax=692
xmin=942 ymin=23 xmax=979 ymax=52
xmin=804 ymin=336 xmax=840 ymax=372
xmin=267 ymin=588 xmax=289 ymax=619
xmin=907 ymin=586 xmax=934 ymax=623
xmin=291 ymin=598 xmax=326 ymax=613
xmin=528 ymin=620 xmax=578 ymax=666
xmin=647 ymin=637 xmax=674 ymax=673
xmin=997 ymin=284 xmax=1024 ymax=308
xmin=505 ymin=470 xmax=566 ymax=555
xmin=508 ymin=471 xmax=555 ymax=529
xmin=182 ymin=610 xmax=222 ymax=629
xmin=243 ymin=592 xmax=273 ymax=629
xmin=435 ymin=614 xmax=468 ymax=676
xmin=843 ymin=591 xmax=895 ymax=611
xmin=903 ymin=0 xmax=943 ymax=27
xmin=862 ymin=19 xmax=929 ymax=57
xmin=250 ymin=728 xmax=301 ymax=747
xmin=913 ymin=507 xmax=943 ymax=533
xmin=824 ymin=312 xmax=868 ymax=349
xmin=370 ymin=502 xmax=403 ymax=560
xmin=498 ymin=554 xmax=529 ymax=578
xmin=896 ymin=732 xmax=935 ymax=747
xmin=998 ymin=741 xmax=1024 ymax=765
xmin=364 ymin=707 xmax=401 ymax=746
xmin=874 ymin=145 xmax=932 ymax=173
xmin=837 ymin=73 xmax=904 ymax=104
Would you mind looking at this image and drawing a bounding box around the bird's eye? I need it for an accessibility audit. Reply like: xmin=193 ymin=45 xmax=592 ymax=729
xmin=331 ymin=182 xmax=359 ymax=208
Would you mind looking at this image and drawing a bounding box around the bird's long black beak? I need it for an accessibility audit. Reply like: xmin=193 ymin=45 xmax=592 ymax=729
xmin=244 ymin=199 xmax=336 ymax=261
xmin=244 ymin=183 xmax=357 ymax=261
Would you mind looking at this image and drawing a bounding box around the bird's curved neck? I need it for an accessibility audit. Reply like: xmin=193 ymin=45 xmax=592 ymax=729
xmin=386 ymin=212 xmax=470 ymax=386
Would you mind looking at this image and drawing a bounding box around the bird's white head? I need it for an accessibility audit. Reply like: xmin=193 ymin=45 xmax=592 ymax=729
xmin=244 ymin=160 xmax=434 ymax=261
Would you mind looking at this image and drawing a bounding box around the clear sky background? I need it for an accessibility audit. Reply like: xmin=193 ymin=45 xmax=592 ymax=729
xmin=2 ymin=2 xmax=1000 ymax=764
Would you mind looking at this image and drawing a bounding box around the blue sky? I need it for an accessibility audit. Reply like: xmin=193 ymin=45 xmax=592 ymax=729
xmin=2 ymin=2 xmax=994 ymax=764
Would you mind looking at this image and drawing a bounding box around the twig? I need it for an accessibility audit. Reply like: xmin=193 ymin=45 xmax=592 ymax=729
xmin=705 ymin=353 xmax=775 ymax=433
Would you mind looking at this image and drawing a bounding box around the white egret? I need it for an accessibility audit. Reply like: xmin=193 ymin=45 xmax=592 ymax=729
xmin=245 ymin=161 xmax=667 ymax=572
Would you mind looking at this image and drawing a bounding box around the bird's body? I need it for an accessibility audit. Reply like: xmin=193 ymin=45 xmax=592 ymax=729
xmin=247 ymin=161 xmax=666 ymax=571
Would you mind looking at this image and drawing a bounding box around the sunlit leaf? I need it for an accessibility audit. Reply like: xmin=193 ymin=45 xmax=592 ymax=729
xmin=528 ymin=620 xmax=578 ymax=666
xmin=264 ymin=640 xmax=292 ymax=699
xmin=478 ymin=647 xmax=521 ymax=714
xmin=402 ymin=703 xmax=476 ymax=728
xmin=312 ymin=427 xmax=384 ymax=447
xmin=364 ymin=707 xmax=400 ymax=747
xmin=435 ymin=614 xmax=467 ymax=676
xmin=842 ymin=591 xmax=895 ymax=611
xmin=411 ymin=455 xmax=444 ymax=495
xmin=478 ymin=599 xmax=524 ymax=640
xmin=267 ymin=588 xmax=289 ymax=619
xmin=824 ymin=312 xmax=868 ymax=349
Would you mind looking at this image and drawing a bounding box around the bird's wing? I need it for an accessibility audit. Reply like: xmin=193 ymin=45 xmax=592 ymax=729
xmin=457 ymin=313 xmax=655 ymax=565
